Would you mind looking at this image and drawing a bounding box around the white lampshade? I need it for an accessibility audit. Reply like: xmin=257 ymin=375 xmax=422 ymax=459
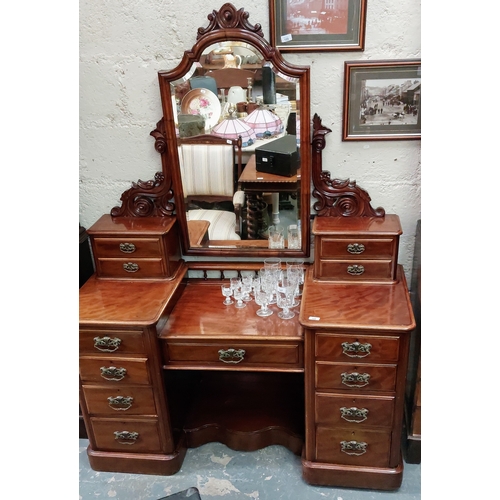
xmin=212 ymin=117 xmax=256 ymax=146
xmin=244 ymin=108 xmax=283 ymax=138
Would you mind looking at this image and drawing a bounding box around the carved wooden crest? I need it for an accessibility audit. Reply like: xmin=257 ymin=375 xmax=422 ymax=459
xmin=197 ymin=3 xmax=264 ymax=39
xmin=110 ymin=119 xmax=175 ymax=217
xmin=311 ymin=113 xmax=385 ymax=218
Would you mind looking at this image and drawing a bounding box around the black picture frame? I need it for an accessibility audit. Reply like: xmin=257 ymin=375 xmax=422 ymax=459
xmin=343 ymin=59 xmax=421 ymax=141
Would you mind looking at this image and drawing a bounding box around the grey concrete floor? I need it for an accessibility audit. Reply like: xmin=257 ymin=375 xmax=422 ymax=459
xmin=79 ymin=439 xmax=421 ymax=499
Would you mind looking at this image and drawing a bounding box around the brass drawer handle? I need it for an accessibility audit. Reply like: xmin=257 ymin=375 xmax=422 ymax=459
xmin=347 ymin=264 xmax=364 ymax=276
xmin=114 ymin=431 xmax=139 ymax=445
xmin=347 ymin=243 xmax=365 ymax=255
xmin=108 ymin=396 xmax=134 ymax=411
xmin=93 ymin=336 xmax=122 ymax=352
xmin=100 ymin=366 xmax=127 ymax=381
xmin=119 ymin=242 xmax=136 ymax=253
xmin=341 ymin=341 xmax=372 ymax=358
xmin=341 ymin=372 xmax=370 ymax=388
xmin=340 ymin=407 xmax=369 ymax=423
xmin=218 ymin=348 xmax=246 ymax=364
xmin=123 ymin=262 xmax=139 ymax=273
xmin=341 ymin=440 xmax=367 ymax=456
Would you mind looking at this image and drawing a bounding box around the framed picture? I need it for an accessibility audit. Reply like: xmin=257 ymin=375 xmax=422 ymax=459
xmin=342 ymin=59 xmax=421 ymax=141
xmin=269 ymin=0 xmax=367 ymax=52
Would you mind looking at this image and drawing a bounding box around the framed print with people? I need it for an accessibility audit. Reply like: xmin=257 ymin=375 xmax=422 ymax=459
xmin=342 ymin=59 xmax=421 ymax=141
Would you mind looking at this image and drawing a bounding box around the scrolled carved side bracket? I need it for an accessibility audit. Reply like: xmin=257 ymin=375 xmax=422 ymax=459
xmin=110 ymin=118 xmax=175 ymax=217
xmin=198 ymin=3 xmax=264 ymax=39
xmin=311 ymin=113 xmax=385 ymax=218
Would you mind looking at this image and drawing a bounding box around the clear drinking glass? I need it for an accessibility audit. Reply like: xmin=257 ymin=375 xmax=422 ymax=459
xmin=233 ymin=287 xmax=246 ymax=308
xmin=286 ymin=259 xmax=304 ymax=297
xmin=255 ymin=289 xmax=273 ymax=317
xmin=241 ymin=275 xmax=253 ymax=302
xmin=259 ymin=268 xmax=276 ymax=305
xmin=230 ymin=277 xmax=241 ymax=292
xmin=287 ymin=224 xmax=301 ymax=249
xmin=268 ymin=225 xmax=285 ymax=249
xmin=276 ymin=291 xmax=295 ymax=320
xmin=279 ymin=274 xmax=300 ymax=307
xmin=221 ymin=283 xmax=234 ymax=305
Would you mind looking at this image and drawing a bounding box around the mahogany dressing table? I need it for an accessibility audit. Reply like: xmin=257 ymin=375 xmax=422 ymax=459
xmin=79 ymin=4 xmax=415 ymax=491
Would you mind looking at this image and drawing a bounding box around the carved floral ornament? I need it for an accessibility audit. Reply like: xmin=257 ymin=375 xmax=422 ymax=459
xmin=197 ymin=2 xmax=264 ymax=39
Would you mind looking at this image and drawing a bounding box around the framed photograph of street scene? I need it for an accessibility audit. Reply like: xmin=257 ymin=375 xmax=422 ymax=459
xmin=269 ymin=0 xmax=367 ymax=52
xmin=342 ymin=60 xmax=421 ymax=141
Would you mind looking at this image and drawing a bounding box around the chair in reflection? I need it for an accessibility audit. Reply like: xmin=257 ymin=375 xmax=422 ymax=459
xmin=178 ymin=134 xmax=245 ymax=241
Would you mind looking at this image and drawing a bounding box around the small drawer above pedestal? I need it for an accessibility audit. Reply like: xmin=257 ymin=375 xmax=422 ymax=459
xmin=93 ymin=237 xmax=163 ymax=258
xmin=312 ymin=215 xmax=402 ymax=283
xmin=87 ymin=214 xmax=182 ymax=280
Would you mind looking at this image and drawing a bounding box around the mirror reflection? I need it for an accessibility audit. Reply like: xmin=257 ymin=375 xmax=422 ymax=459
xmin=170 ymin=42 xmax=302 ymax=250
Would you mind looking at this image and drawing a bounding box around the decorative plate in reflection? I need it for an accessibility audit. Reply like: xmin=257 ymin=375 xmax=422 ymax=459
xmin=181 ymin=88 xmax=221 ymax=130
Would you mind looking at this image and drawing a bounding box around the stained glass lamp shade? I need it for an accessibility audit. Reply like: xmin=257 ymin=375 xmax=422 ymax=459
xmin=244 ymin=109 xmax=283 ymax=138
xmin=212 ymin=117 xmax=256 ymax=147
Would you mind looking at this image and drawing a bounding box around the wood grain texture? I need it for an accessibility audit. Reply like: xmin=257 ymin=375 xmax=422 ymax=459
xmin=160 ymin=281 xmax=304 ymax=340
xmin=79 ymin=264 xmax=187 ymax=326
xmin=300 ymin=266 xmax=415 ymax=331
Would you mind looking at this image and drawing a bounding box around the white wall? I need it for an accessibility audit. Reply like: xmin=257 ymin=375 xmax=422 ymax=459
xmin=79 ymin=0 xmax=421 ymax=281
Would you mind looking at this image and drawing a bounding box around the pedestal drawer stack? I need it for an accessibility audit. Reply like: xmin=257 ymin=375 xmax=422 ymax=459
xmin=301 ymin=214 xmax=415 ymax=490
xmin=313 ymin=331 xmax=399 ymax=468
xmin=79 ymin=215 xmax=188 ymax=475
xmin=80 ymin=327 xmax=165 ymax=454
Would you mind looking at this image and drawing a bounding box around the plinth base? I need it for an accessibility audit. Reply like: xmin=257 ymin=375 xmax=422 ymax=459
xmin=302 ymin=453 xmax=404 ymax=491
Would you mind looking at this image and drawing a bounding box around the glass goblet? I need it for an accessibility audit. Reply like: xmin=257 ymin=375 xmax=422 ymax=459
xmin=241 ymin=275 xmax=253 ymax=302
xmin=260 ymin=270 xmax=276 ymax=305
xmin=283 ymin=269 xmax=301 ymax=307
xmin=230 ymin=277 xmax=241 ymax=292
xmin=233 ymin=287 xmax=246 ymax=309
xmin=276 ymin=291 xmax=295 ymax=320
xmin=255 ymin=289 xmax=273 ymax=317
xmin=221 ymin=283 xmax=234 ymax=305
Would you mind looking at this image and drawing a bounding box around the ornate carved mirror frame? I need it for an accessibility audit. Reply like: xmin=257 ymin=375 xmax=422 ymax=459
xmin=155 ymin=3 xmax=311 ymax=258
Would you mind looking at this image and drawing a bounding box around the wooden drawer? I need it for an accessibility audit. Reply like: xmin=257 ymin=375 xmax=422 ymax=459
xmin=315 ymin=259 xmax=394 ymax=281
xmin=315 ymin=426 xmax=392 ymax=467
xmin=80 ymin=329 xmax=146 ymax=355
xmin=90 ymin=417 xmax=163 ymax=453
xmin=316 ymin=362 xmax=397 ymax=392
xmin=95 ymin=258 xmax=167 ymax=278
xmin=93 ymin=237 xmax=162 ymax=258
xmin=82 ymin=385 xmax=157 ymax=416
xmin=318 ymin=238 xmax=396 ymax=260
xmin=315 ymin=333 xmax=399 ymax=363
xmin=79 ymin=356 xmax=151 ymax=385
xmin=316 ymin=393 xmax=394 ymax=429
xmin=164 ymin=341 xmax=303 ymax=370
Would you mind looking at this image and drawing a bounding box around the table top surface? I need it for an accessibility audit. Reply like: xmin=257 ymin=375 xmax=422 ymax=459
xmin=238 ymin=155 xmax=300 ymax=184
xmin=160 ymin=280 xmax=303 ymax=341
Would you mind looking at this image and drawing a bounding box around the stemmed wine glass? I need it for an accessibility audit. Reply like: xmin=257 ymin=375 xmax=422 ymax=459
xmin=276 ymin=291 xmax=295 ymax=320
xmin=286 ymin=260 xmax=304 ymax=297
xmin=233 ymin=286 xmax=246 ymax=308
xmin=260 ymin=268 xmax=277 ymax=305
xmin=283 ymin=268 xmax=301 ymax=307
xmin=241 ymin=275 xmax=253 ymax=302
xmin=221 ymin=283 xmax=234 ymax=305
xmin=255 ymin=289 xmax=273 ymax=317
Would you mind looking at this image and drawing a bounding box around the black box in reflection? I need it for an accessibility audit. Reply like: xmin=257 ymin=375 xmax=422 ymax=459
xmin=255 ymin=135 xmax=299 ymax=177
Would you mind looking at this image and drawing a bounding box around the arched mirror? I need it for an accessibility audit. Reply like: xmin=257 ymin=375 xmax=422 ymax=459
xmin=155 ymin=3 xmax=311 ymax=257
